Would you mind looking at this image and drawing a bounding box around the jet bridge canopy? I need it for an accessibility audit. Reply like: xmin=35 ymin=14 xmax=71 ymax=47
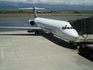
xmin=68 ymin=17 xmax=93 ymax=35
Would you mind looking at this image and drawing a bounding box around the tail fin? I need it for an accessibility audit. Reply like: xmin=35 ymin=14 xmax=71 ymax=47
xmin=33 ymin=7 xmax=37 ymax=18
xmin=19 ymin=7 xmax=45 ymax=18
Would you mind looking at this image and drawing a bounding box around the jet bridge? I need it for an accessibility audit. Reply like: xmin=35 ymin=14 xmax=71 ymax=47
xmin=68 ymin=17 xmax=93 ymax=36
xmin=68 ymin=17 xmax=93 ymax=49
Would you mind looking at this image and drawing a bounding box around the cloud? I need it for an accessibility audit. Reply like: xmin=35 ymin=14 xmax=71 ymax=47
xmin=0 ymin=0 xmax=26 ymax=2
xmin=0 ymin=0 xmax=93 ymax=5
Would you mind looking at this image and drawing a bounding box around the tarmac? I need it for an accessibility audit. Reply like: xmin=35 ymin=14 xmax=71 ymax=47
xmin=0 ymin=31 xmax=93 ymax=70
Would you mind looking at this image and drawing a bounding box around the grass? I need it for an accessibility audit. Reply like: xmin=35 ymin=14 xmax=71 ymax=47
xmin=0 ymin=13 xmax=92 ymax=18
xmin=0 ymin=9 xmax=93 ymax=17
xmin=0 ymin=9 xmax=93 ymax=14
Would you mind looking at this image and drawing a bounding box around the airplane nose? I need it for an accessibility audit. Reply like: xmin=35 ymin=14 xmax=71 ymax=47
xmin=71 ymin=33 xmax=79 ymax=41
xmin=65 ymin=29 xmax=79 ymax=41
xmin=70 ymin=30 xmax=79 ymax=41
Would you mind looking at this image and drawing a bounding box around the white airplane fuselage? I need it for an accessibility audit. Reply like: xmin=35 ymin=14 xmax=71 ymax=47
xmin=0 ymin=6 xmax=79 ymax=42
xmin=32 ymin=17 xmax=79 ymax=41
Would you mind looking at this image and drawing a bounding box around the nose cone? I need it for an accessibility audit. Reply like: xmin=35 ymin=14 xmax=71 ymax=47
xmin=63 ymin=29 xmax=79 ymax=41
xmin=69 ymin=30 xmax=79 ymax=41
xmin=71 ymin=32 xmax=79 ymax=41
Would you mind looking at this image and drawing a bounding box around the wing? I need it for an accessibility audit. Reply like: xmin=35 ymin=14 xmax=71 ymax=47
xmin=0 ymin=26 xmax=42 ymax=30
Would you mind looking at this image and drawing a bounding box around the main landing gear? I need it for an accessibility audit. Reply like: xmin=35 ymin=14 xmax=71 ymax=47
xmin=27 ymin=30 xmax=39 ymax=35
xmin=35 ymin=30 xmax=39 ymax=35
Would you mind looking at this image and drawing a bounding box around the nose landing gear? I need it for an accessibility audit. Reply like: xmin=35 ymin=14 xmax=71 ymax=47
xmin=69 ymin=41 xmax=78 ymax=49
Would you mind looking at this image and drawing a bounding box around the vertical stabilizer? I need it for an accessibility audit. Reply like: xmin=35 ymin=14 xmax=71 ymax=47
xmin=33 ymin=7 xmax=37 ymax=18
xmin=19 ymin=7 xmax=45 ymax=18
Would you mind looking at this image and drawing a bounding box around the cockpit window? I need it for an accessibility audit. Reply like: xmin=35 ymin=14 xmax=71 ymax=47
xmin=62 ymin=25 xmax=73 ymax=30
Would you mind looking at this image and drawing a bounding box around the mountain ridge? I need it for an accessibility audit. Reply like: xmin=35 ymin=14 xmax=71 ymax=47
xmin=0 ymin=1 xmax=93 ymax=10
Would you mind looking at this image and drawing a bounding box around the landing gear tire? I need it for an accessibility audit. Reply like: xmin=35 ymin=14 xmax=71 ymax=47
xmin=35 ymin=31 xmax=39 ymax=35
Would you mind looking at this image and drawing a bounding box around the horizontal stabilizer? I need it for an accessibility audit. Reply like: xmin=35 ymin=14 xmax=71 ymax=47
xmin=19 ymin=7 xmax=45 ymax=10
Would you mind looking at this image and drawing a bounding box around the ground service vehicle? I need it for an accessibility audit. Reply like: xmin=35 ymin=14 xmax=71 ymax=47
xmin=79 ymin=44 xmax=93 ymax=61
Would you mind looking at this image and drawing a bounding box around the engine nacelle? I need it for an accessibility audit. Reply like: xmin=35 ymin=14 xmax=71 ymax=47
xmin=28 ymin=20 xmax=35 ymax=26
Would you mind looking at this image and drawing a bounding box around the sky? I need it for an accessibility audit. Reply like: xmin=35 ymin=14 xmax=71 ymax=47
xmin=0 ymin=0 xmax=93 ymax=5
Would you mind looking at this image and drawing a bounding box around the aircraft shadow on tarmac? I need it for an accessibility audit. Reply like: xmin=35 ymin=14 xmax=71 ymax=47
xmin=0 ymin=31 xmax=70 ymax=49
xmin=78 ymin=53 xmax=93 ymax=62
xmin=40 ymin=32 xmax=70 ymax=48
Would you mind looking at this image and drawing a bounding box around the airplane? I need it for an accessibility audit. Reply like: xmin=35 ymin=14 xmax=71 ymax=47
xmin=0 ymin=7 xmax=79 ymax=42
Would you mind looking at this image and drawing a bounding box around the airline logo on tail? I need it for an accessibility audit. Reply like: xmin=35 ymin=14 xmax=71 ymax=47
xmin=33 ymin=7 xmax=37 ymax=18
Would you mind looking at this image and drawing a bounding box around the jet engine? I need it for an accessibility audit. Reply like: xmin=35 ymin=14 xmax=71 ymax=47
xmin=28 ymin=20 xmax=36 ymax=26
xmin=27 ymin=20 xmax=36 ymax=33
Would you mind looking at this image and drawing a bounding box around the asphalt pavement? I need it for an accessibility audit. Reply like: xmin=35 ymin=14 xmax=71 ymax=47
xmin=0 ymin=31 xmax=93 ymax=70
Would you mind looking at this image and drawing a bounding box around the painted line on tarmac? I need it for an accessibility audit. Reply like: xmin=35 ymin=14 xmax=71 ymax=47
xmin=24 ymin=24 xmax=30 ymax=27
xmin=2 ymin=48 xmax=3 ymax=59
